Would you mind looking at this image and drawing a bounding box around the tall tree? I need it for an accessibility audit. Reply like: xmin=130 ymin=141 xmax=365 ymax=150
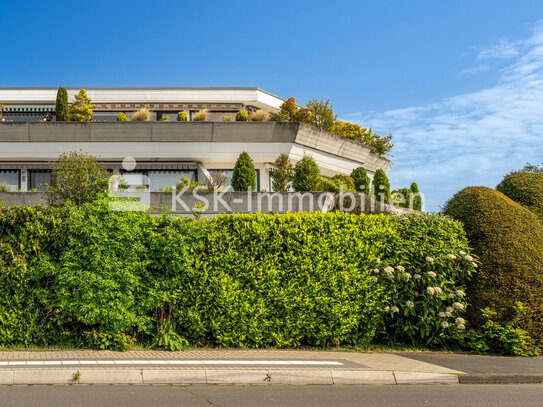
xmin=306 ymin=99 xmax=336 ymax=132
xmin=69 ymin=89 xmax=95 ymax=122
xmin=55 ymin=87 xmax=69 ymax=121
xmin=46 ymin=151 xmax=109 ymax=207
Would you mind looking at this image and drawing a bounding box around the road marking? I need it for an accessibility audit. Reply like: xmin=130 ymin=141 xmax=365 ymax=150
xmin=0 ymin=359 xmax=345 ymax=366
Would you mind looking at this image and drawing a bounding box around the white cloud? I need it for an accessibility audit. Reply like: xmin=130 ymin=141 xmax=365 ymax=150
xmin=459 ymin=65 xmax=489 ymax=75
xmin=477 ymin=38 xmax=523 ymax=59
xmin=345 ymin=22 xmax=543 ymax=212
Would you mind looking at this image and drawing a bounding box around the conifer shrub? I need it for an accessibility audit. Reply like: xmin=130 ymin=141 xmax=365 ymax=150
xmin=496 ymin=171 xmax=543 ymax=220
xmin=116 ymin=112 xmax=127 ymax=121
xmin=350 ymin=167 xmax=370 ymax=194
xmin=292 ymin=155 xmax=321 ymax=192
xmin=271 ymin=153 xmax=294 ymax=192
xmin=235 ymin=110 xmax=248 ymax=121
xmin=372 ymin=169 xmax=390 ymax=202
xmin=176 ymin=111 xmax=188 ymax=121
xmin=443 ymin=186 xmax=543 ymax=345
xmin=231 ymin=151 xmax=256 ymax=191
xmin=55 ymin=87 xmax=69 ymax=122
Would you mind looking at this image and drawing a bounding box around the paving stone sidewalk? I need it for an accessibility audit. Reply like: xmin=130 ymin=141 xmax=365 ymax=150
xmin=0 ymin=350 xmax=541 ymax=385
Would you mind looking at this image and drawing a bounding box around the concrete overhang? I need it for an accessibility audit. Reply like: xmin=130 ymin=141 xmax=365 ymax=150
xmin=0 ymin=87 xmax=284 ymax=112
xmin=0 ymin=122 xmax=389 ymax=173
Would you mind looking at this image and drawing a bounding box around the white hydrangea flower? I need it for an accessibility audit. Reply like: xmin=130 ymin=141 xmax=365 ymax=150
xmin=384 ymin=266 xmax=394 ymax=273
xmin=384 ymin=306 xmax=390 ymax=312
xmin=448 ymin=293 xmax=456 ymax=299
xmin=426 ymin=287 xmax=435 ymax=295
xmin=448 ymin=254 xmax=457 ymax=260
xmin=455 ymin=317 xmax=465 ymax=325
xmin=372 ymin=276 xmax=379 ymax=282
xmin=396 ymin=266 xmax=405 ymax=272
xmin=391 ymin=306 xmax=399 ymax=313
xmin=425 ymin=256 xmax=435 ymax=262
xmin=446 ymin=306 xmax=454 ymax=313
xmin=376 ymin=258 xmax=381 ymax=264
xmin=464 ymin=255 xmax=473 ymax=261
xmin=427 ymin=271 xmax=437 ymax=278
xmin=414 ymin=274 xmax=421 ymax=279
xmin=456 ymin=290 xmax=466 ymax=297
xmin=373 ymin=268 xmax=380 ymax=274
xmin=434 ymin=287 xmax=442 ymax=294
xmin=459 ymin=251 xmax=466 ymax=256
xmin=441 ymin=322 xmax=449 ymax=328
xmin=457 ymin=324 xmax=466 ymax=330
xmin=406 ymin=301 xmax=415 ymax=308
xmin=453 ymin=302 xmax=464 ymax=310
xmin=445 ymin=311 xmax=452 ymax=317
xmin=472 ymin=262 xmax=478 ymax=268
xmin=404 ymin=272 xmax=412 ymax=281
xmin=438 ymin=312 xmax=447 ymax=318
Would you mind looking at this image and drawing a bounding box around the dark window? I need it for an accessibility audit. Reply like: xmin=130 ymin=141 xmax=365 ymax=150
xmin=28 ymin=170 xmax=51 ymax=191
xmin=0 ymin=170 xmax=20 ymax=191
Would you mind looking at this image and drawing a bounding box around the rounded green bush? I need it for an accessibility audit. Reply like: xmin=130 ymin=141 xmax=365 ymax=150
xmin=497 ymin=171 xmax=543 ymax=220
xmin=176 ymin=111 xmax=188 ymax=121
xmin=116 ymin=112 xmax=127 ymax=121
xmin=235 ymin=110 xmax=248 ymax=121
xmin=443 ymin=186 xmax=543 ymax=345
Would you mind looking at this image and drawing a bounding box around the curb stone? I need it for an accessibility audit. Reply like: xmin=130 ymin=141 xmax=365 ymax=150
xmin=458 ymin=374 xmax=543 ymax=384
xmin=0 ymin=369 xmax=461 ymax=385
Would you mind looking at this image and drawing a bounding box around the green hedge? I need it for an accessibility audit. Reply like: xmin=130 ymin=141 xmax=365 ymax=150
xmin=0 ymin=203 xmax=475 ymax=349
xmin=443 ymin=186 xmax=543 ymax=345
xmin=497 ymin=171 xmax=543 ymax=220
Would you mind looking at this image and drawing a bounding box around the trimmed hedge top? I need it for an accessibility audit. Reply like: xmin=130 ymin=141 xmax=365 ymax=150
xmin=497 ymin=171 xmax=543 ymax=220
xmin=443 ymin=186 xmax=543 ymax=345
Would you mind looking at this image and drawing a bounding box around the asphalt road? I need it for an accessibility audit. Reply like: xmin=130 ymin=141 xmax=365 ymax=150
xmin=0 ymin=384 xmax=542 ymax=406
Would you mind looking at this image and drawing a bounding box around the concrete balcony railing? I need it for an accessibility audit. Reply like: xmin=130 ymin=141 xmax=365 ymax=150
xmin=0 ymin=121 xmax=389 ymax=172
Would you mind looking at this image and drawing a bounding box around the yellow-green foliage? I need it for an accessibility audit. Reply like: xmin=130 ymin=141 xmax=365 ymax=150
xmin=116 ymin=112 xmax=127 ymax=121
xmin=497 ymin=172 xmax=543 ymax=220
xmin=159 ymin=116 xmax=170 ymax=121
xmin=222 ymin=116 xmax=232 ymax=121
xmin=176 ymin=111 xmax=188 ymax=121
xmin=235 ymin=110 xmax=248 ymax=121
xmin=69 ymin=89 xmax=95 ymax=122
xmin=443 ymin=186 xmax=543 ymax=345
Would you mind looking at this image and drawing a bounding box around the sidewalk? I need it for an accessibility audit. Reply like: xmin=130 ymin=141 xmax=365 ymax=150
xmin=0 ymin=349 xmax=541 ymax=385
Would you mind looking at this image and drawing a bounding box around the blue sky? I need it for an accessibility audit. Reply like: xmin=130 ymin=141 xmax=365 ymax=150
xmin=2 ymin=0 xmax=543 ymax=210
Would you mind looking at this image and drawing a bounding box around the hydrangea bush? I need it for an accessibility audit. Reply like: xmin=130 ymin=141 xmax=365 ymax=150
xmin=373 ymin=215 xmax=479 ymax=347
